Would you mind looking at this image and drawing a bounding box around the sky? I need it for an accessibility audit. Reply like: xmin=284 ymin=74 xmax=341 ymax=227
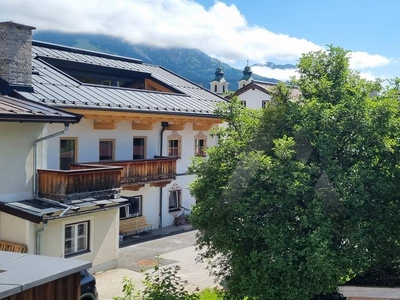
xmin=1 ymin=0 xmax=399 ymax=81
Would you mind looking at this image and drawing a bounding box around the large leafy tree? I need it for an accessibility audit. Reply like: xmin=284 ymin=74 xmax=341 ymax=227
xmin=189 ymin=46 xmax=400 ymax=300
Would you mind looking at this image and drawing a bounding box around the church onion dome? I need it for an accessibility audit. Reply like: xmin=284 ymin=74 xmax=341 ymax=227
xmin=212 ymin=66 xmax=226 ymax=82
xmin=240 ymin=64 xmax=253 ymax=81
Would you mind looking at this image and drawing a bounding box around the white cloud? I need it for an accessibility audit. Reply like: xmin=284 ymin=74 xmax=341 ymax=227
xmin=349 ymin=51 xmax=391 ymax=69
xmin=0 ymin=0 xmax=394 ymax=76
xmin=252 ymin=66 xmax=297 ymax=82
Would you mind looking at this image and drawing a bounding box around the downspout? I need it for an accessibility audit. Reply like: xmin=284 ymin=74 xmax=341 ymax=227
xmin=33 ymin=123 xmax=70 ymax=254
xmin=36 ymin=220 xmax=48 ymax=255
xmin=159 ymin=122 xmax=169 ymax=228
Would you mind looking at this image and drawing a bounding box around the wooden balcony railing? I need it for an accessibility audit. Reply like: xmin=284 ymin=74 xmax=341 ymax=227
xmin=72 ymin=156 xmax=178 ymax=187
xmin=38 ymin=165 xmax=123 ymax=201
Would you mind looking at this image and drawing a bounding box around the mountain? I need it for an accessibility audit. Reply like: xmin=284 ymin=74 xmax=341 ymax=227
xmin=32 ymin=31 xmax=279 ymax=87
xmin=253 ymin=62 xmax=296 ymax=70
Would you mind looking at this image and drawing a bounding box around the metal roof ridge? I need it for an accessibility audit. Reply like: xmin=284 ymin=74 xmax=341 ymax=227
xmin=32 ymin=40 xmax=143 ymax=64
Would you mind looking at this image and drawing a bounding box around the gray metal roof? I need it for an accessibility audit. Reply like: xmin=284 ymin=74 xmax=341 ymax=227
xmin=0 ymin=251 xmax=90 ymax=298
xmin=0 ymin=94 xmax=81 ymax=123
xmin=25 ymin=42 xmax=226 ymax=117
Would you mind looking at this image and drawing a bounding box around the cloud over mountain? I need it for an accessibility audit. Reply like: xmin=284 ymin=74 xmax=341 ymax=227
xmin=1 ymin=0 xmax=393 ymax=80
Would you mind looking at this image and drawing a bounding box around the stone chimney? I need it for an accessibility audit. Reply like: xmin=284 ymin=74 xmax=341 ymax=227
xmin=0 ymin=21 xmax=35 ymax=86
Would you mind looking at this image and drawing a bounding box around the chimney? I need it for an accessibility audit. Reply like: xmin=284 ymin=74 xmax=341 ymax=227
xmin=0 ymin=21 xmax=35 ymax=86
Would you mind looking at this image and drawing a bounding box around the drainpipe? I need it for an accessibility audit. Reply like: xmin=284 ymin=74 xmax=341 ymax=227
xmin=36 ymin=220 xmax=48 ymax=255
xmin=159 ymin=122 xmax=169 ymax=228
xmin=33 ymin=123 xmax=70 ymax=254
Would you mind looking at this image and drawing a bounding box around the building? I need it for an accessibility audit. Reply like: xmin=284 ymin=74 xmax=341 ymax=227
xmin=231 ymin=80 xmax=277 ymax=109
xmin=0 ymin=21 xmax=225 ymax=272
xmin=210 ymin=64 xmax=228 ymax=95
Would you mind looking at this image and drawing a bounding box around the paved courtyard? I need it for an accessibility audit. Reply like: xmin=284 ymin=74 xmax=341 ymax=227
xmin=94 ymin=230 xmax=218 ymax=299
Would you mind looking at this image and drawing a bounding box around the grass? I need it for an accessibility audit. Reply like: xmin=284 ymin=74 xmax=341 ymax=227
xmin=198 ymin=288 xmax=223 ymax=300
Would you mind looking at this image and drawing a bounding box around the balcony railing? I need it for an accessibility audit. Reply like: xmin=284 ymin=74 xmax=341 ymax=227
xmin=73 ymin=156 xmax=178 ymax=186
xmin=38 ymin=157 xmax=178 ymax=201
xmin=38 ymin=165 xmax=123 ymax=201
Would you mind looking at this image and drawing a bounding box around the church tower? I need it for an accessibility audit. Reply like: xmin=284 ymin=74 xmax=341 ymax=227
xmin=210 ymin=62 xmax=229 ymax=95
xmin=238 ymin=60 xmax=253 ymax=90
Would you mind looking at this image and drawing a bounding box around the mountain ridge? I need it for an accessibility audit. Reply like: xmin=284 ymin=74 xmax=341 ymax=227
xmin=32 ymin=31 xmax=295 ymax=87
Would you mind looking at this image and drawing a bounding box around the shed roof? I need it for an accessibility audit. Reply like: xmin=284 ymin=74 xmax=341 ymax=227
xmin=0 ymin=251 xmax=90 ymax=298
xmin=0 ymin=197 xmax=127 ymax=224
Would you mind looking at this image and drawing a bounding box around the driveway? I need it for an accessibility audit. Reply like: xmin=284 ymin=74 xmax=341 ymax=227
xmin=94 ymin=230 xmax=218 ymax=299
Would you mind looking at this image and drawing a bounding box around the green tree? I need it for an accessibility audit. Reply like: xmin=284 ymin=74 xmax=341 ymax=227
xmin=189 ymin=46 xmax=400 ymax=300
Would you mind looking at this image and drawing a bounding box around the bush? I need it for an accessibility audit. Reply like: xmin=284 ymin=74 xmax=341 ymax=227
xmin=113 ymin=260 xmax=199 ymax=300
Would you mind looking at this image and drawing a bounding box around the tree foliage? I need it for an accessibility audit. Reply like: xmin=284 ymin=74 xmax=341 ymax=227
xmin=189 ymin=46 xmax=400 ymax=299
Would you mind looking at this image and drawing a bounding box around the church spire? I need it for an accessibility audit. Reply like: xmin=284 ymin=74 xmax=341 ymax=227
xmin=238 ymin=60 xmax=253 ymax=89
xmin=210 ymin=61 xmax=229 ymax=94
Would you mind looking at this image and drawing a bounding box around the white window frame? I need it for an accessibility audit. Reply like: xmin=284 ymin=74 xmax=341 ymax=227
xmin=64 ymin=221 xmax=89 ymax=257
xmin=240 ymin=100 xmax=247 ymax=107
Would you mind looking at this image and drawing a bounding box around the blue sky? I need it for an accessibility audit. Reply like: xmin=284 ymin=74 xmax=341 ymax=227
xmin=1 ymin=0 xmax=398 ymax=81
xmin=199 ymin=0 xmax=397 ymax=56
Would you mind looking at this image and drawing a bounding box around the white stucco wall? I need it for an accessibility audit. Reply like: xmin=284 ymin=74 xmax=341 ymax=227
xmin=0 ymin=122 xmax=46 ymax=201
xmin=38 ymin=207 xmax=119 ymax=272
xmin=0 ymin=213 xmax=35 ymax=251
xmin=46 ymin=118 xmax=217 ymax=227
xmin=237 ymin=88 xmax=272 ymax=110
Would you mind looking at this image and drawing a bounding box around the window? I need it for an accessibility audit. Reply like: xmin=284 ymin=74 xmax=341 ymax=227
xmin=120 ymin=196 xmax=142 ymax=219
xmin=133 ymin=137 xmax=146 ymax=159
xmin=168 ymin=131 xmax=182 ymax=157
xmin=194 ymin=132 xmax=207 ymax=156
xmin=262 ymin=100 xmax=268 ymax=108
xmin=60 ymin=138 xmax=76 ymax=170
xmin=65 ymin=221 xmax=89 ymax=257
xmin=240 ymin=100 xmax=247 ymax=107
xmin=99 ymin=140 xmax=114 ymax=161
xmin=169 ymin=190 xmax=181 ymax=211
xmin=223 ymin=85 xmax=225 ymax=93
xmin=169 ymin=139 xmax=179 ymax=156
xmin=214 ymin=85 xmax=217 ymax=93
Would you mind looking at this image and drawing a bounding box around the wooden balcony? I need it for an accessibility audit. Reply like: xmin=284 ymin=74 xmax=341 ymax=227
xmin=76 ymin=156 xmax=178 ymax=190
xmin=38 ymin=165 xmax=123 ymax=201
xmin=38 ymin=157 xmax=177 ymax=201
